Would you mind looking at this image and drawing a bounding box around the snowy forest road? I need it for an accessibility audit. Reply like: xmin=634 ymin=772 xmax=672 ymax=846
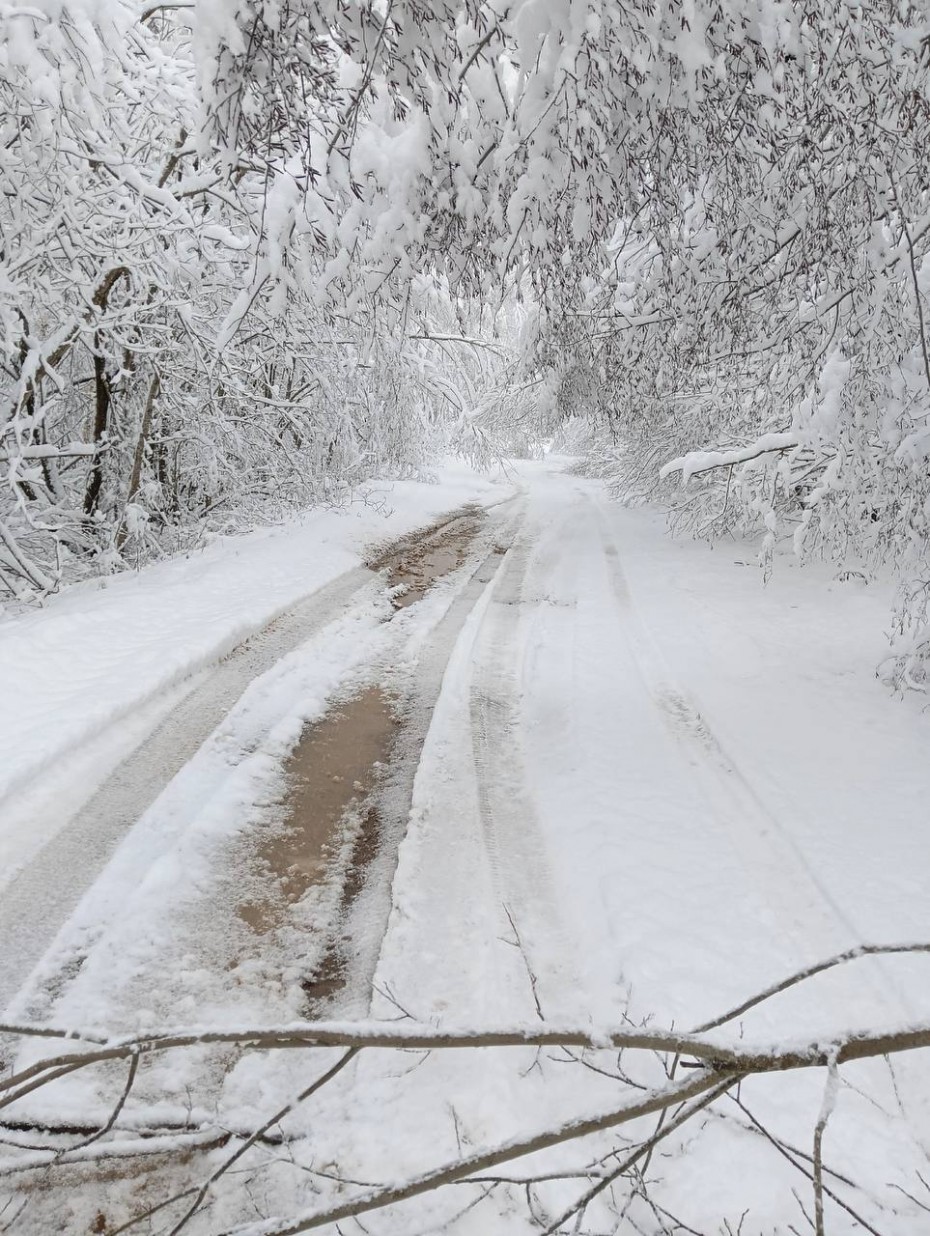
xmin=6 ymin=457 xmax=930 ymax=1047
xmin=0 ymin=493 xmax=523 ymax=1018
xmin=4 ymin=461 xmax=930 ymax=1234
xmin=372 ymin=467 xmax=930 ymax=1036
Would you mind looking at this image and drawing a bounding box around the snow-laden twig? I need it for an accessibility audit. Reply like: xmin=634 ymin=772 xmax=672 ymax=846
xmin=693 ymin=942 xmax=930 ymax=1034
xmin=0 ymin=1129 xmax=228 ymax=1175
xmin=3 ymin=943 xmax=928 ymax=1232
xmin=541 ymin=1074 xmax=741 ymax=1234
xmin=723 ymin=1095 xmax=886 ymax=1236
xmin=813 ymin=1052 xmax=841 ymax=1236
xmin=5 ymin=1016 xmax=930 ymax=1112
xmin=659 ymin=433 xmax=799 ymax=483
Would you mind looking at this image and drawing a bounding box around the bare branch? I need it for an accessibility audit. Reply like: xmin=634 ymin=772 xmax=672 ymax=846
xmin=218 ymin=1071 xmax=733 ymax=1236
xmin=692 ymin=943 xmax=930 ymax=1034
xmin=541 ymin=1074 xmax=741 ymax=1234
xmin=165 ymin=1049 xmax=359 ymax=1236
xmin=5 ymin=1006 xmax=930 ymax=1113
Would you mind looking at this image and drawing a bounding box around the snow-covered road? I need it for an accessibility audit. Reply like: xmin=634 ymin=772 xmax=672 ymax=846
xmin=0 ymin=464 xmax=513 ymax=1010
xmin=4 ymin=459 xmax=930 ymax=1234
xmin=380 ymin=465 xmax=930 ymax=1033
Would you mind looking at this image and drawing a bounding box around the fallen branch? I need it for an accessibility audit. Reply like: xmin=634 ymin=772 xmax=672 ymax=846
xmin=5 ymin=1016 xmax=930 ymax=1110
xmin=8 ymin=942 xmax=919 ymax=1058
xmin=163 ymin=1049 xmax=358 ymax=1236
xmin=0 ymin=1128 xmax=229 ymax=1175
xmin=541 ymin=1074 xmax=740 ymax=1234
xmin=3 ymin=944 xmax=928 ymax=1233
xmin=693 ymin=942 xmax=930 ymax=1034
xmin=724 ymin=1095 xmax=886 ymax=1236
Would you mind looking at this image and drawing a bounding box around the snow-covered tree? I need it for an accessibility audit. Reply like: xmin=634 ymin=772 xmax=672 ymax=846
xmin=4 ymin=0 xmax=930 ymax=681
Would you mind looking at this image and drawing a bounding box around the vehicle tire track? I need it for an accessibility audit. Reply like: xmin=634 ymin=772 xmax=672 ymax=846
xmin=0 ymin=566 xmax=388 ymax=1013
xmin=326 ymin=507 xmax=529 ymax=1018
xmin=596 ymin=509 xmax=919 ymax=1020
xmin=468 ymin=529 xmax=575 ymax=1019
xmin=0 ymin=508 xmax=514 ymax=1016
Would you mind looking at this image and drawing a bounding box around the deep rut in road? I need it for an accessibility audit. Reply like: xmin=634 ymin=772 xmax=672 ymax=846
xmin=468 ymin=528 xmax=576 ymax=1017
xmin=0 ymin=501 xmax=525 ymax=1234
xmin=0 ymin=564 xmax=376 ymax=1012
xmin=232 ymin=508 xmax=517 ymax=1015
xmin=366 ymin=505 xmax=484 ymax=608
xmin=237 ymin=687 xmax=400 ymax=938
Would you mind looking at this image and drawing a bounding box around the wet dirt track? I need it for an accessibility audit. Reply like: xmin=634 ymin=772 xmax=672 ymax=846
xmin=235 ymin=506 xmax=509 ymax=1014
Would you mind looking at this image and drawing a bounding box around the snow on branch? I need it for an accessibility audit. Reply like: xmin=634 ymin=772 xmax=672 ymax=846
xmin=0 ymin=444 xmax=101 ymax=463
xmin=4 ymin=942 xmax=929 ymax=1103
xmin=659 ymin=433 xmax=800 ymax=484
xmin=3 ymin=943 xmax=929 ymax=1234
xmin=221 ymin=1072 xmax=735 ymax=1236
xmin=3 ymin=1018 xmax=930 ymax=1106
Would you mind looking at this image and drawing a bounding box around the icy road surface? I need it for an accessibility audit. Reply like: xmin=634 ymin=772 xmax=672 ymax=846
xmin=3 ymin=459 xmax=930 ymax=1235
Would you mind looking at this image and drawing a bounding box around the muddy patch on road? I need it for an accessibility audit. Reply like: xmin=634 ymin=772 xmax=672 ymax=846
xmin=237 ymin=511 xmax=491 ymax=1006
xmin=238 ymin=688 xmax=399 ymax=936
xmin=232 ymin=510 xmax=514 ymax=1017
xmin=367 ymin=508 xmax=483 ymax=609
xmin=0 ymin=509 xmax=520 ymax=1236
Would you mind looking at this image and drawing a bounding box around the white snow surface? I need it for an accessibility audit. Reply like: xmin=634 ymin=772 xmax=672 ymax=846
xmin=4 ymin=458 xmax=930 ymax=1235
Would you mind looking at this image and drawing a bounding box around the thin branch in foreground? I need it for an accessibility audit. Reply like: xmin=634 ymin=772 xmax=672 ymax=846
xmin=218 ymin=1070 xmax=733 ymax=1236
xmin=813 ymin=1056 xmax=840 ymax=1236
xmin=0 ymin=1024 xmax=107 ymax=1045
xmin=0 ymin=1130 xmax=230 ymax=1177
xmin=0 ymin=1060 xmax=104 ymax=1115
xmin=502 ymin=905 xmax=544 ymax=1021
xmin=0 ymin=1117 xmax=285 ymax=1145
xmin=5 ymin=1014 xmax=930 ymax=1113
xmin=108 ymin=1189 xmax=200 ymax=1236
xmin=692 ymin=942 xmax=930 ymax=1034
xmin=710 ymin=1108 xmax=857 ymax=1190
xmin=541 ymin=1074 xmax=740 ymax=1235
xmin=2 ymin=940 xmax=929 ymax=1094
xmin=164 ymin=1049 xmax=358 ymax=1236
xmin=60 ymin=1050 xmax=140 ymax=1157
xmin=727 ymin=1096 xmax=887 ymax=1236
xmin=889 ymin=1182 xmax=930 ymax=1217
xmin=1 ymin=945 xmax=929 ymax=1234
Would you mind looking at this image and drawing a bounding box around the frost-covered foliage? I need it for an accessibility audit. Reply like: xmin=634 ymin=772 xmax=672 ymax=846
xmin=0 ymin=0 xmax=523 ymax=600
xmin=5 ymin=0 xmax=930 ymax=681
xmin=547 ymin=0 xmax=930 ymax=689
xmin=175 ymin=0 xmax=930 ymax=683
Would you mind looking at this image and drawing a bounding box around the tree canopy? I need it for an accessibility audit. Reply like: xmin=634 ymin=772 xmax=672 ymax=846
xmin=3 ymin=0 xmax=929 ymax=678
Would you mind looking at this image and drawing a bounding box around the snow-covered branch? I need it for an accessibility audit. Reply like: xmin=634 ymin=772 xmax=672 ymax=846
xmin=659 ymin=433 xmax=800 ymax=483
xmin=3 ymin=941 xmax=928 ymax=1233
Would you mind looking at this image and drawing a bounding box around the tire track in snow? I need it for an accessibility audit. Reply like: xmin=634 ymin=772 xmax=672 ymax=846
xmin=468 ymin=527 xmax=576 ymax=1019
xmin=326 ymin=508 xmax=528 ymax=1018
xmin=4 ymin=502 xmax=528 ymax=1027
xmin=0 ymin=505 xmax=509 ymax=1015
xmin=0 ymin=565 xmax=382 ymax=1013
xmin=596 ymin=510 xmax=920 ymax=1021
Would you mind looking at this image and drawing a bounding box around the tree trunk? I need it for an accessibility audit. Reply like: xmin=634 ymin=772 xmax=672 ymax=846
xmin=116 ymin=371 xmax=160 ymax=552
xmin=83 ymin=332 xmax=110 ymax=517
